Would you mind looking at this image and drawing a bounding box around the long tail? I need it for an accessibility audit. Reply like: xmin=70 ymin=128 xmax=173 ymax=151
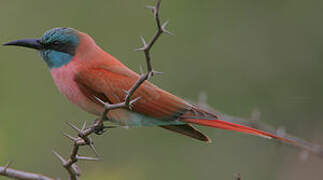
xmin=182 ymin=117 xmax=323 ymax=158
xmin=181 ymin=117 xmax=293 ymax=143
xmin=221 ymin=111 xmax=323 ymax=156
xmin=179 ymin=106 xmax=323 ymax=158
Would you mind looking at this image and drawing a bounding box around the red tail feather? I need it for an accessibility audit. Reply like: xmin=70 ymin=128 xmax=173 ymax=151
xmin=182 ymin=118 xmax=293 ymax=143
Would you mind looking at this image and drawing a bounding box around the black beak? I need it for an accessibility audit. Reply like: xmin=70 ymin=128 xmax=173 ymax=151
xmin=3 ymin=39 xmax=42 ymax=50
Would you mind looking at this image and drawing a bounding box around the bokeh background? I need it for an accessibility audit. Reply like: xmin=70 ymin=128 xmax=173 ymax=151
xmin=1 ymin=0 xmax=323 ymax=179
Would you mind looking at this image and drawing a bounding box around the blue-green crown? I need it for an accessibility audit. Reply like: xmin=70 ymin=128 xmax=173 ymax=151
xmin=41 ymin=27 xmax=79 ymax=48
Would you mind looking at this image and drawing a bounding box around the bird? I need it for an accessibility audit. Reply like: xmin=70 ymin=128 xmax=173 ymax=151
xmin=3 ymin=27 xmax=293 ymax=143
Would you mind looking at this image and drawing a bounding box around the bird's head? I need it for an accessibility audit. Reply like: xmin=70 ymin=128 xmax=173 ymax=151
xmin=3 ymin=27 xmax=81 ymax=69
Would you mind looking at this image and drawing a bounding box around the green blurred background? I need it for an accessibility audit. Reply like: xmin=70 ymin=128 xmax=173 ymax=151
xmin=1 ymin=0 xmax=323 ymax=179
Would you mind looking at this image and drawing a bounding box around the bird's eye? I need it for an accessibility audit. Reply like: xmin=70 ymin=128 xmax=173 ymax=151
xmin=52 ymin=40 xmax=60 ymax=46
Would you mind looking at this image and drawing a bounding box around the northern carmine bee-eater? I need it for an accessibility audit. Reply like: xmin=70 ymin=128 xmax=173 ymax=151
xmin=3 ymin=27 xmax=294 ymax=143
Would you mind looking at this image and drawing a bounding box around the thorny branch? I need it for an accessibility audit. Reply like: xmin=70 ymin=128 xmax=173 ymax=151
xmin=0 ymin=0 xmax=170 ymax=179
xmin=125 ymin=0 xmax=172 ymax=106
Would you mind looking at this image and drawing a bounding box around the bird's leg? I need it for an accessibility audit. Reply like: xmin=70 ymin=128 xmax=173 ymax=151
xmin=94 ymin=125 xmax=119 ymax=135
xmin=91 ymin=118 xmax=119 ymax=135
xmin=91 ymin=118 xmax=106 ymax=135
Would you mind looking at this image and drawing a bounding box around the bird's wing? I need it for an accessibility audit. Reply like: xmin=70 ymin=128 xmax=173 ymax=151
xmin=74 ymin=64 xmax=192 ymax=123
xmin=74 ymin=64 xmax=210 ymax=142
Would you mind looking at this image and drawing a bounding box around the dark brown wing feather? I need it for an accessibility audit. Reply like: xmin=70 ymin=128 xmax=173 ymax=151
xmin=160 ymin=124 xmax=211 ymax=142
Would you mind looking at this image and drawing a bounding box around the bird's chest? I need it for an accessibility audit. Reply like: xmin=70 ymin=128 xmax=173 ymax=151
xmin=50 ymin=64 xmax=102 ymax=115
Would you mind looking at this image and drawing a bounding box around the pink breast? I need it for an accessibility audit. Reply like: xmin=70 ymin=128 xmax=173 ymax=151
xmin=50 ymin=62 xmax=103 ymax=116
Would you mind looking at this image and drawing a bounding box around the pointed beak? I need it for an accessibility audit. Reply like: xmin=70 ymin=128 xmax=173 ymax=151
xmin=3 ymin=39 xmax=42 ymax=50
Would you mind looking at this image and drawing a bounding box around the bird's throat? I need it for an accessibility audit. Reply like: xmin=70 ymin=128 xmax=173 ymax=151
xmin=40 ymin=49 xmax=74 ymax=69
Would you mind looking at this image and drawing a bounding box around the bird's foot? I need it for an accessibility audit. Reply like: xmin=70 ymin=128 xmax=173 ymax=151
xmin=91 ymin=119 xmax=119 ymax=135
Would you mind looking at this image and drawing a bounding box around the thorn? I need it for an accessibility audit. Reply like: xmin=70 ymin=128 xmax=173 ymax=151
xmin=94 ymin=96 xmax=106 ymax=105
xmin=71 ymin=164 xmax=80 ymax=176
xmin=63 ymin=133 xmax=77 ymax=141
xmin=53 ymin=151 xmax=66 ymax=164
xmin=88 ymin=136 xmax=93 ymax=143
xmin=128 ymin=105 xmax=133 ymax=111
xmin=76 ymin=155 xmax=99 ymax=161
xmin=163 ymin=29 xmax=175 ymax=36
xmin=66 ymin=122 xmax=81 ymax=133
xmin=88 ymin=142 xmax=99 ymax=157
xmin=161 ymin=20 xmax=169 ymax=29
xmin=140 ymin=72 xmax=148 ymax=79
xmin=134 ymin=36 xmax=148 ymax=51
xmin=140 ymin=36 xmax=147 ymax=47
xmin=145 ymin=5 xmax=155 ymax=11
xmin=2 ymin=160 xmax=13 ymax=173
xmin=161 ymin=20 xmax=175 ymax=36
xmin=128 ymin=96 xmax=141 ymax=110
xmin=134 ymin=47 xmax=146 ymax=52
xmin=146 ymin=3 xmax=157 ymax=16
xmin=91 ymin=118 xmax=99 ymax=126
xmin=130 ymin=96 xmax=141 ymax=105
xmin=94 ymin=97 xmax=111 ymax=110
xmin=139 ymin=65 xmax=144 ymax=75
xmin=122 ymin=89 xmax=129 ymax=95
xmin=81 ymin=121 xmax=87 ymax=131
xmin=4 ymin=160 xmax=13 ymax=169
xmin=152 ymin=70 xmax=164 ymax=75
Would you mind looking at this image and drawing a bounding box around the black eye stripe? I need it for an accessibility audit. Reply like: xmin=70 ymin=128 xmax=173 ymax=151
xmin=52 ymin=40 xmax=60 ymax=46
xmin=42 ymin=40 xmax=76 ymax=56
xmin=42 ymin=41 xmax=62 ymax=49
